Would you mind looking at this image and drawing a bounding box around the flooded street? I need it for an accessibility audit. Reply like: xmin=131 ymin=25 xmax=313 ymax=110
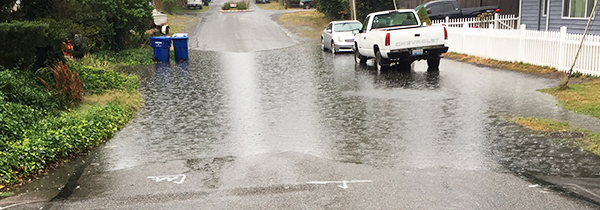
xmin=4 ymin=1 xmax=600 ymax=209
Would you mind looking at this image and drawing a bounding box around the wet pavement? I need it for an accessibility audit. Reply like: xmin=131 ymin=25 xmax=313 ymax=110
xmin=3 ymin=1 xmax=600 ymax=209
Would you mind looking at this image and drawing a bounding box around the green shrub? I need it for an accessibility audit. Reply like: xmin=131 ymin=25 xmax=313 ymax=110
xmin=237 ymin=2 xmax=248 ymax=10
xmin=222 ymin=2 xmax=231 ymax=10
xmin=0 ymin=21 xmax=65 ymax=71
xmin=70 ymin=63 xmax=139 ymax=95
xmin=0 ymin=69 xmax=64 ymax=112
xmin=87 ymin=48 xmax=154 ymax=66
xmin=0 ymin=102 xmax=44 ymax=145
xmin=163 ymin=0 xmax=178 ymax=14
xmin=0 ymin=101 xmax=135 ymax=184
xmin=417 ymin=6 xmax=432 ymax=26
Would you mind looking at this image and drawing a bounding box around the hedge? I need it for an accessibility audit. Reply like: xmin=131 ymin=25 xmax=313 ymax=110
xmin=0 ymin=21 xmax=65 ymax=71
xmin=0 ymin=101 xmax=135 ymax=184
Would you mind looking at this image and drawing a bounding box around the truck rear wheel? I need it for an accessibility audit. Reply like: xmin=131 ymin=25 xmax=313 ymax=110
xmin=427 ymin=56 xmax=440 ymax=71
xmin=376 ymin=51 xmax=390 ymax=71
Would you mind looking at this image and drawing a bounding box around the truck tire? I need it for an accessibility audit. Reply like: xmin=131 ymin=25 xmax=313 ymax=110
xmin=427 ymin=56 xmax=440 ymax=71
xmin=354 ymin=45 xmax=366 ymax=64
xmin=376 ymin=51 xmax=390 ymax=71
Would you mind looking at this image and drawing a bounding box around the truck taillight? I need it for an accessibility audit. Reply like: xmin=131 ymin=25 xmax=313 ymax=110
xmin=495 ymin=8 xmax=500 ymax=13
xmin=444 ymin=27 xmax=448 ymax=40
xmin=385 ymin=33 xmax=390 ymax=46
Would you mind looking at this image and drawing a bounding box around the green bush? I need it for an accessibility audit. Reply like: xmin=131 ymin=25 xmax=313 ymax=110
xmin=0 ymin=101 xmax=135 ymax=184
xmin=0 ymin=69 xmax=64 ymax=112
xmin=222 ymin=3 xmax=231 ymax=10
xmin=89 ymin=48 xmax=154 ymax=66
xmin=417 ymin=6 xmax=432 ymax=26
xmin=163 ymin=0 xmax=178 ymax=14
xmin=222 ymin=1 xmax=248 ymax=10
xmin=0 ymin=102 xmax=44 ymax=145
xmin=0 ymin=21 xmax=65 ymax=71
xmin=70 ymin=62 xmax=139 ymax=95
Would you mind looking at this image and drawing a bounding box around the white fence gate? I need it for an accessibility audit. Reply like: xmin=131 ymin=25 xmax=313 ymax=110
xmin=442 ymin=24 xmax=600 ymax=77
xmin=432 ymin=14 xmax=519 ymax=30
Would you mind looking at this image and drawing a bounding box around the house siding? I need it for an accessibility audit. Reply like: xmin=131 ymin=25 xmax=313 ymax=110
xmin=522 ymin=0 xmax=600 ymax=34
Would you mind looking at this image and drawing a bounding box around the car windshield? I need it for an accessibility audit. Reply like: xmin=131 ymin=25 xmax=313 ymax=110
xmin=333 ymin=22 xmax=362 ymax=32
xmin=372 ymin=12 xmax=419 ymax=29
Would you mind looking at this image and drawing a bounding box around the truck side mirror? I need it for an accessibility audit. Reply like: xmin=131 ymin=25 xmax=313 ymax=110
xmin=427 ymin=10 xmax=431 ymax=14
xmin=326 ymin=29 xmax=332 ymax=33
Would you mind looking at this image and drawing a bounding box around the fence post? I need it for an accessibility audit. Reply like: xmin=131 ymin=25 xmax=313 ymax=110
xmin=487 ymin=23 xmax=494 ymax=58
xmin=494 ymin=13 xmax=499 ymax=29
xmin=558 ymin=26 xmax=567 ymax=71
xmin=461 ymin=23 xmax=468 ymax=53
xmin=519 ymin=24 xmax=526 ymax=62
xmin=445 ymin=16 xmax=449 ymax=26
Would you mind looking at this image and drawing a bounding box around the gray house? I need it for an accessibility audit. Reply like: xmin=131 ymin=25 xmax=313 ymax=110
xmin=521 ymin=0 xmax=600 ymax=34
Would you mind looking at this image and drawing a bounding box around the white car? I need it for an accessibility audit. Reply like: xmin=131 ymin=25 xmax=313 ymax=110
xmin=321 ymin=20 xmax=362 ymax=54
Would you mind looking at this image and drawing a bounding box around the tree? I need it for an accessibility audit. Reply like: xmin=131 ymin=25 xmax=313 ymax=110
xmin=316 ymin=0 xmax=350 ymax=20
xmin=355 ymin=0 xmax=395 ymax=21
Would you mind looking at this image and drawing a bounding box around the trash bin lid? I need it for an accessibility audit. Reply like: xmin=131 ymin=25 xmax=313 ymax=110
xmin=149 ymin=36 xmax=171 ymax=41
xmin=172 ymin=33 xmax=188 ymax=39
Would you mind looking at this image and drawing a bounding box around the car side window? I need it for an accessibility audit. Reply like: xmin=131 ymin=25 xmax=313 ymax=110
xmin=428 ymin=3 xmax=442 ymax=14
xmin=441 ymin=2 xmax=454 ymax=12
xmin=326 ymin=24 xmax=332 ymax=31
xmin=362 ymin=16 xmax=369 ymax=32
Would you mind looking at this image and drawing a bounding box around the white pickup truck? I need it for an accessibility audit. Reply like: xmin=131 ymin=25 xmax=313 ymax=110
xmin=353 ymin=9 xmax=448 ymax=70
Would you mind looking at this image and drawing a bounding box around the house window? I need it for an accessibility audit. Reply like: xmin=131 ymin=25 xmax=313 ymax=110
xmin=563 ymin=0 xmax=595 ymax=18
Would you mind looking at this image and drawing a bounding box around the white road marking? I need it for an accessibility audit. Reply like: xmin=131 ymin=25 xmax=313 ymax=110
xmin=306 ymin=180 xmax=372 ymax=189
xmin=147 ymin=174 xmax=186 ymax=184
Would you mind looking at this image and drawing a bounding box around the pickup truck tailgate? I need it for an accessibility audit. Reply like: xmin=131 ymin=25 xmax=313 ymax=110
xmin=388 ymin=26 xmax=446 ymax=50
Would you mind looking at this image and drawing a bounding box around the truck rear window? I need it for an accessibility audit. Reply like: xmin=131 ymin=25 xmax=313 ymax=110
xmin=372 ymin=12 xmax=418 ymax=29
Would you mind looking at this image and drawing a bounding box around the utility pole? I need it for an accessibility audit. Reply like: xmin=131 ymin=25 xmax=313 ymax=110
xmin=352 ymin=0 xmax=357 ymax=20
xmin=393 ymin=0 xmax=397 ymax=10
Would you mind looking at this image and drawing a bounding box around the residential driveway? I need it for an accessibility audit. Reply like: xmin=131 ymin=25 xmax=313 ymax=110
xmin=2 ymin=0 xmax=600 ymax=209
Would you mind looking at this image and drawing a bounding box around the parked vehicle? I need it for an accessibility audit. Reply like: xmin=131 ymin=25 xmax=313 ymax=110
xmin=322 ymin=20 xmax=362 ymax=54
xmin=415 ymin=0 xmax=499 ymax=20
xmin=255 ymin=0 xmax=270 ymax=3
xmin=353 ymin=9 xmax=449 ymax=70
xmin=187 ymin=0 xmax=203 ymax=9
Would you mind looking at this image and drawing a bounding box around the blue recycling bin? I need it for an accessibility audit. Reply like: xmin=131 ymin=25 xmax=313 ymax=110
xmin=150 ymin=36 xmax=171 ymax=63
xmin=172 ymin=33 xmax=189 ymax=61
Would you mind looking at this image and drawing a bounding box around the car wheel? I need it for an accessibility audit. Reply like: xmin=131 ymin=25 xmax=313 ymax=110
xmin=304 ymin=4 xmax=310 ymax=9
xmin=330 ymin=42 xmax=336 ymax=54
xmin=321 ymin=38 xmax=326 ymax=51
xmin=354 ymin=45 xmax=366 ymax=64
xmin=375 ymin=51 xmax=390 ymax=71
xmin=427 ymin=56 xmax=440 ymax=71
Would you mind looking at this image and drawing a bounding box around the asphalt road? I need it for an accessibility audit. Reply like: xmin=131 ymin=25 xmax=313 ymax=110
xmin=3 ymin=0 xmax=600 ymax=209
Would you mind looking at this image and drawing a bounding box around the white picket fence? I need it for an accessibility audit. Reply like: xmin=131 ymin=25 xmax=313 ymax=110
xmin=432 ymin=14 xmax=519 ymax=30
xmin=442 ymin=24 xmax=600 ymax=77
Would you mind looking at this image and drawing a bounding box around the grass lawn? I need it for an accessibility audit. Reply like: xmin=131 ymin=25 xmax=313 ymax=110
xmin=511 ymin=117 xmax=600 ymax=155
xmin=255 ymin=2 xmax=284 ymax=10
xmin=540 ymin=80 xmax=600 ymax=119
xmin=279 ymin=11 xmax=330 ymax=38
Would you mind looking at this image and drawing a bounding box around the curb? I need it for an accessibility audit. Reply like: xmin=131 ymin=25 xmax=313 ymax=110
xmin=219 ymin=9 xmax=255 ymax=13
